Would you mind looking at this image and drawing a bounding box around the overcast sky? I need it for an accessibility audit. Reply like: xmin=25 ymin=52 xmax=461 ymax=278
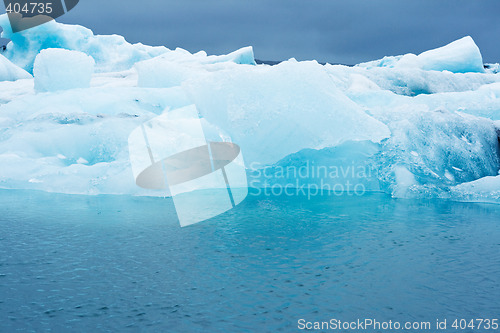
xmin=6 ymin=0 xmax=500 ymax=64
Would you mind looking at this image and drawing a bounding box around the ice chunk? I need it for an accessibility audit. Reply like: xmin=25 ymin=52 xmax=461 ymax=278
xmin=0 ymin=14 xmax=168 ymax=73
xmin=357 ymin=36 xmax=485 ymax=74
xmin=202 ymin=46 xmax=256 ymax=65
xmin=417 ymin=36 xmax=484 ymax=73
xmin=450 ymin=175 xmax=500 ymax=203
xmin=34 ymin=49 xmax=95 ymax=92
xmin=0 ymin=53 xmax=31 ymax=81
xmin=146 ymin=46 xmax=255 ymax=66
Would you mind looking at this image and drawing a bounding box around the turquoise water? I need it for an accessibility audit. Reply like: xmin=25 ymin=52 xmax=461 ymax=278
xmin=0 ymin=189 xmax=499 ymax=332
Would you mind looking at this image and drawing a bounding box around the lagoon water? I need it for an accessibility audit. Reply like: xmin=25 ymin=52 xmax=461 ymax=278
xmin=1 ymin=189 xmax=499 ymax=332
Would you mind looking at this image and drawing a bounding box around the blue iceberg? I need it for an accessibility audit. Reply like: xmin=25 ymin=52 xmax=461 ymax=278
xmin=0 ymin=14 xmax=500 ymax=203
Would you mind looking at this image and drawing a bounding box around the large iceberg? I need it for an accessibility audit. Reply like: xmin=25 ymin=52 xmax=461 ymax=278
xmin=0 ymin=17 xmax=499 ymax=203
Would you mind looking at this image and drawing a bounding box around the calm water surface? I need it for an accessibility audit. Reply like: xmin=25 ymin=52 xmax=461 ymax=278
xmin=0 ymin=190 xmax=499 ymax=332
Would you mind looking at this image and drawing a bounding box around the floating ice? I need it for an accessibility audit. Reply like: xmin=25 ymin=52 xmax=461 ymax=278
xmin=34 ymin=49 xmax=95 ymax=92
xmin=0 ymin=19 xmax=499 ymax=203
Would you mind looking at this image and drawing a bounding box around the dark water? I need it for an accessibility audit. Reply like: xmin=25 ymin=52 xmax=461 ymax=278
xmin=0 ymin=189 xmax=499 ymax=332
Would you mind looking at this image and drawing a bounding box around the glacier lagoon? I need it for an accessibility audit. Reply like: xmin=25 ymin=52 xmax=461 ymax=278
xmin=1 ymin=189 xmax=500 ymax=332
xmin=1 ymin=11 xmax=500 ymax=332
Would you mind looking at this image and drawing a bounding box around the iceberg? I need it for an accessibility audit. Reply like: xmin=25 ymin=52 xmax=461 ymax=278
xmin=0 ymin=18 xmax=499 ymax=204
xmin=358 ymin=36 xmax=485 ymax=74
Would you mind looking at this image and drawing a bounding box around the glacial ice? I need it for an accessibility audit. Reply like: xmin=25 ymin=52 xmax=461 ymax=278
xmin=450 ymin=175 xmax=500 ymax=202
xmin=0 ymin=14 xmax=168 ymax=73
xmin=416 ymin=36 xmax=484 ymax=73
xmin=184 ymin=59 xmax=390 ymax=166
xmin=357 ymin=36 xmax=484 ymax=73
xmin=0 ymin=53 xmax=31 ymax=81
xmin=135 ymin=46 xmax=255 ymax=88
xmin=0 ymin=17 xmax=499 ymax=203
xmin=374 ymin=107 xmax=500 ymax=198
xmin=34 ymin=49 xmax=95 ymax=92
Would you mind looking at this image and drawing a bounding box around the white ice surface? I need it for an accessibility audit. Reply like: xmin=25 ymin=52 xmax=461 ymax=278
xmin=0 ymin=53 xmax=31 ymax=81
xmin=0 ymin=14 xmax=167 ymax=73
xmin=357 ymin=36 xmax=484 ymax=74
xmin=34 ymin=49 xmax=95 ymax=92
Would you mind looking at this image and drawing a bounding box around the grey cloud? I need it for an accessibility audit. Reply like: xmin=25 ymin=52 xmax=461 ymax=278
xmin=5 ymin=0 xmax=499 ymax=64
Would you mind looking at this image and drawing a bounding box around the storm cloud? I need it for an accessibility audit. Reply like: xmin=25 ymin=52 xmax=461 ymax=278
xmin=5 ymin=0 xmax=500 ymax=64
